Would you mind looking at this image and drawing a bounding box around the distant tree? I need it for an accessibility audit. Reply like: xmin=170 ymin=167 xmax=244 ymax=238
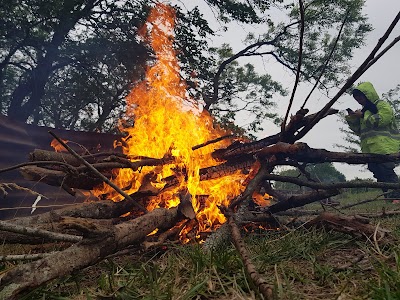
xmin=175 ymin=0 xmax=372 ymax=135
xmin=0 ymin=0 xmax=150 ymax=130
xmin=0 ymin=0 xmax=372 ymax=135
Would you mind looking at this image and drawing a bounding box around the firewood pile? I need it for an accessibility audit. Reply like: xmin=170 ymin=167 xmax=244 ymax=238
xmin=1 ymin=4 xmax=399 ymax=299
xmin=0 ymin=109 xmax=398 ymax=300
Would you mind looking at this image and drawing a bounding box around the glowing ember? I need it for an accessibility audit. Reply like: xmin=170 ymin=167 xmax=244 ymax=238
xmin=93 ymin=3 xmax=267 ymax=237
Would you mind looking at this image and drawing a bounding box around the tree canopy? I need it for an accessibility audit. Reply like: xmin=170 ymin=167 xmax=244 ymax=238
xmin=0 ymin=0 xmax=372 ymax=135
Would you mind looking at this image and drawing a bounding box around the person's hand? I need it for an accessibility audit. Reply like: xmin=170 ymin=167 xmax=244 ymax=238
xmin=353 ymin=109 xmax=363 ymax=118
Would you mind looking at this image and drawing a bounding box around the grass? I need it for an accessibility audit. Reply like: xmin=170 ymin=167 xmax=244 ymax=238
xmin=3 ymin=189 xmax=400 ymax=299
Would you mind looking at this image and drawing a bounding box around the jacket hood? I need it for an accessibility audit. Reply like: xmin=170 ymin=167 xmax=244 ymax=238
xmin=354 ymin=82 xmax=380 ymax=104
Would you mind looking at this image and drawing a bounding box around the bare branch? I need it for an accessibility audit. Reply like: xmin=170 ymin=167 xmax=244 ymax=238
xmin=301 ymin=9 xmax=350 ymax=109
xmin=0 ymin=253 xmax=56 ymax=262
xmin=295 ymin=11 xmax=400 ymax=141
xmin=228 ymin=216 xmax=273 ymax=299
xmin=206 ymin=21 xmax=300 ymax=110
xmin=282 ymin=0 xmax=305 ymax=131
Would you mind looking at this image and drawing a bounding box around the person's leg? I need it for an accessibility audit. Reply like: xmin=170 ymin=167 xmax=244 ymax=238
xmin=368 ymin=162 xmax=400 ymax=198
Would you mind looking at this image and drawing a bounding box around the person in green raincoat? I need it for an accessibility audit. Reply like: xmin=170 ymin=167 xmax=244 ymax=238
xmin=346 ymin=82 xmax=400 ymax=200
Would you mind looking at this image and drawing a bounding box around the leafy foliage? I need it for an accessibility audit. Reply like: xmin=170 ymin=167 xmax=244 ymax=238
xmin=0 ymin=0 xmax=372 ymax=136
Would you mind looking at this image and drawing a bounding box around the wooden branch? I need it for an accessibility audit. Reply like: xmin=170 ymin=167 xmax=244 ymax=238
xmin=282 ymin=0 xmax=305 ymax=131
xmin=229 ymin=162 xmax=270 ymax=209
xmin=228 ymin=216 xmax=273 ymax=299
xmin=306 ymin=212 xmax=390 ymax=240
xmin=295 ymin=11 xmax=400 ymax=141
xmin=0 ymin=253 xmax=55 ymax=262
xmin=364 ymin=35 xmax=400 ymax=70
xmin=0 ymin=220 xmax=82 ymax=243
xmin=0 ymin=217 xmax=115 ymax=244
xmin=267 ymin=189 xmax=340 ymax=214
xmin=340 ymin=194 xmax=384 ymax=209
xmin=0 ymin=207 xmax=184 ymax=299
xmin=5 ymin=191 xmax=153 ymax=228
xmin=20 ymin=165 xmax=104 ymax=190
xmin=264 ymin=173 xmax=400 ymax=191
xmin=0 ymin=161 xmax=77 ymax=174
xmin=212 ymin=109 xmax=337 ymax=160
xmin=49 ymin=131 xmax=147 ymax=213
xmin=206 ymin=20 xmax=300 ymax=110
xmin=143 ymin=221 xmax=186 ymax=250
xmin=192 ymin=134 xmax=234 ymax=150
xmin=30 ymin=149 xmax=85 ymax=166
xmin=301 ymin=9 xmax=350 ymax=109
xmin=358 ymin=210 xmax=400 ymax=218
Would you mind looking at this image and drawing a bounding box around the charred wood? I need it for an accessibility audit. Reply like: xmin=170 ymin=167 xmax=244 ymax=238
xmin=267 ymin=189 xmax=340 ymax=214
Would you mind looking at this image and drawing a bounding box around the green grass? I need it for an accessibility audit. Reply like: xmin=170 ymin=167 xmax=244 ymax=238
xmin=4 ymin=190 xmax=400 ymax=299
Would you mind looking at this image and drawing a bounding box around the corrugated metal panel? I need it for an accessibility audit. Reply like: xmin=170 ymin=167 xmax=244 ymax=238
xmin=0 ymin=115 xmax=122 ymax=219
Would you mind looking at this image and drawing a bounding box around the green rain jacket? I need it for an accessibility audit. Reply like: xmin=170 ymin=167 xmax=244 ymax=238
xmin=345 ymin=82 xmax=400 ymax=154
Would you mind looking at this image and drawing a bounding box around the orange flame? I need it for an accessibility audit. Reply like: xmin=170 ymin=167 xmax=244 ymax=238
xmin=93 ymin=3 xmax=260 ymax=236
xmin=50 ymin=138 xmax=69 ymax=152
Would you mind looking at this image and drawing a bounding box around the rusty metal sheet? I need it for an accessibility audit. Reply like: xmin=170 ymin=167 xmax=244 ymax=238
xmin=0 ymin=115 xmax=122 ymax=219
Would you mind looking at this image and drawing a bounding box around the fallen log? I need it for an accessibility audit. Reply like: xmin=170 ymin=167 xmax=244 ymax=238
xmin=306 ymin=212 xmax=390 ymax=240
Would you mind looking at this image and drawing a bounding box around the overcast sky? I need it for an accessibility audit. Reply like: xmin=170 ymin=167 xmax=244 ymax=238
xmin=177 ymin=0 xmax=400 ymax=179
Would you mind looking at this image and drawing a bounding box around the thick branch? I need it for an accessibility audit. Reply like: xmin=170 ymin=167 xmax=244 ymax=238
xmin=0 ymin=207 xmax=182 ymax=299
xmin=0 ymin=220 xmax=82 ymax=243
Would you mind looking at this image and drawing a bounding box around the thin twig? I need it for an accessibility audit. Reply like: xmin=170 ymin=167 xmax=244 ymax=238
xmin=0 ymin=183 xmax=47 ymax=198
xmin=206 ymin=21 xmax=300 ymax=109
xmin=301 ymin=10 xmax=350 ymax=109
xmin=0 ymin=252 xmax=56 ymax=262
xmin=49 ymin=131 xmax=147 ymax=213
xmin=364 ymin=34 xmax=400 ymax=70
xmin=192 ymin=134 xmax=234 ymax=150
xmin=340 ymin=194 xmax=384 ymax=209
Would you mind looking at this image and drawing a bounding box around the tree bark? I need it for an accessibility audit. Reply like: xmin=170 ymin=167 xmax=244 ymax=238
xmin=0 ymin=207 xmax=182 ymax=300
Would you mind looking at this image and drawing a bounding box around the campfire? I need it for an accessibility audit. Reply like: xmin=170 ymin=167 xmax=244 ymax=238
xmin=88 ymin=3 xmax=269 ymax=240
xmin=2 ymin=2 xmax=400 ymax=299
